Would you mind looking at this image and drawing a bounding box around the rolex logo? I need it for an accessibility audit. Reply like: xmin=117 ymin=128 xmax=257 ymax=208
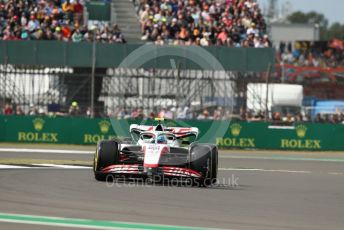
xmin=295 ymin=125 xmax=307 ymax=138
xmin=99 ymin=120 xmax=111 ymax=134
xmin=33 ymin=118 xmax=45 ymax=131
xmin=230 ymin=123 xmax=242 ymax=137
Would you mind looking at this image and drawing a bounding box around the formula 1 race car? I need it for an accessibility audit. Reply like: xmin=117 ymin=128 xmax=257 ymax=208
xmin=93 ymin=118 xmax=218 ymax=186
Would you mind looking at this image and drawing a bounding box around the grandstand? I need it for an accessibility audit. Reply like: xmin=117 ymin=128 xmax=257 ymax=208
xmin=136 ymin=0 xmax=269 ymax=46
xmin=0 ymin=0 xmax=343 ymax=124
xmin=0 ymin=0 xmax=270 ymax=45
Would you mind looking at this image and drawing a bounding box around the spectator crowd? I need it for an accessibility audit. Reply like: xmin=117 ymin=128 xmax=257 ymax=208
xmin=138 ymin=0 xmax=271 ymax=47
xmin=0 ymin=0 xmax=126 ymax=43
xmin=277 ymin=40 xmax=344 ymax=68
xmin=1 ymin=1 xmax=342 ymax=125
xmin=0 ymin=0 xmax=273 ymax=46
xmin=2 ymin=102 xmax=344 ymax=125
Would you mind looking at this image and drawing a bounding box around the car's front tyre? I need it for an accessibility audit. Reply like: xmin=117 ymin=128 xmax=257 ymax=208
xmin=189 ymin=144 xmax=218 ymax=187
xmin=93 ymin=140 xmax=120 ymax=181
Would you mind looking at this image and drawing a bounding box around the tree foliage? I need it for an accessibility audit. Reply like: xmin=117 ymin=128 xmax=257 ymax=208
xmin=326 ymin=23 xmax=344 ymax=40
xmin=287 ymin=11 xmax=328 ymax=27
xmin=287 ymin=11 xmax=343 ymax=40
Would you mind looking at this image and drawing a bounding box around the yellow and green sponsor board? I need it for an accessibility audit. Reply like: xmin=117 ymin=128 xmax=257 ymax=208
xmin=0 ymin=115 xmax=343 ymax=150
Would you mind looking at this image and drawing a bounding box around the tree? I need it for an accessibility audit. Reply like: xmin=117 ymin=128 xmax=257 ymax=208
xmin=287 ymin=11 xmax=344 ymax=40
xmin=326 ymin=23 xmax=344 ymax=40
xmin=287 ymin=11 xmax=328 ymax=28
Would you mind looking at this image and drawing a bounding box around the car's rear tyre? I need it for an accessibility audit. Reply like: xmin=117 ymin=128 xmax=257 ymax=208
xmin=93 ymin=140 xmax=120 ymax=181
xmin=189 ymin=144 xmax=218 ymax=187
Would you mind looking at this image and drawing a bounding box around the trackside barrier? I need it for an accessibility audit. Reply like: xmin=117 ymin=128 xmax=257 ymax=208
xmin=0 ymin=115 xmax=344 ymax=151
xmin=0 ymin=41 xmax=274 ymax=71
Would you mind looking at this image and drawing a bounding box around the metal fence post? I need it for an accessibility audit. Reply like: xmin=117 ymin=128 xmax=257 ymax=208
xmin=91 ymin=34 xmax=96 ymax=118
xmin=265 ymin=63 xmax=272 ymax=121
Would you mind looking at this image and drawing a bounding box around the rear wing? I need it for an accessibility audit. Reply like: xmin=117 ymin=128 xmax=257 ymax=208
xmin=130 ymin=124 xmax=199 ymax=138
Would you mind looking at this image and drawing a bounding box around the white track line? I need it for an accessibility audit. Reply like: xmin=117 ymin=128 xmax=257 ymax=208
xmin=0 ymin=164 xmax=32 ymax=169
xmin=328 ymin=172 xmax=344 ymax=175
xmin=0 ymin=164 xmax=92 ymax=169
xmin=0 ymin=219 xmax=141 ymax=230
xmin=219 ymin=168 xmax=311 ymax=173
xmin=2 ymin=148 xmax=342 ymax=163
xmin=1 ymin=165 xmax=343 ymax=175
xmin=0 ymin=148 xmax=92 ymax=154
xmin=32 ymin=164 xmax=91 ymax=169
xmin=0 ymin=165 xmax=310 ymax=173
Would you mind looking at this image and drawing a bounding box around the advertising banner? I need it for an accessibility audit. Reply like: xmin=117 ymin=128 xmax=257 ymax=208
xmin=1 ymin=116 xmax=343 ymax=150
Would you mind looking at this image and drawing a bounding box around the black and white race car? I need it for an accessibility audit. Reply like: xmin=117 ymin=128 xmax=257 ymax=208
xmin=93 ymin=118 xmax=218 ymax=186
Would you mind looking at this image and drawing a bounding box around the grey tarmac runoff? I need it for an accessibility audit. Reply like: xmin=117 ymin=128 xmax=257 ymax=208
xmin=0 ymin=145 xmax=344 ymax=230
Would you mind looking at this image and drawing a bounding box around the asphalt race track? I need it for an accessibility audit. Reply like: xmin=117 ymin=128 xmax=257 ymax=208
xmin=0 ymin=147 xmax=344 ymax=230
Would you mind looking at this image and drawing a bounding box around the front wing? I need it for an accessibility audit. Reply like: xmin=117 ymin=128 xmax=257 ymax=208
xmin=101 ymin=164 xmax=202 ymax=178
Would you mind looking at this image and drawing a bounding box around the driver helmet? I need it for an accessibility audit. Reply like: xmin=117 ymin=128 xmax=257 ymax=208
xmin=157 ymin=135 xmax=167 ymax=144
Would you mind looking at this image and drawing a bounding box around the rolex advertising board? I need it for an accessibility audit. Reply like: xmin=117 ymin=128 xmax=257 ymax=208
xmin=216 ymin=123 xmax=256 ymax=148
xmin=17 ymin=118 xmax=59 ymax=143
xmin=279 ymin=125 xmax=321 ymax=150
xmin=83 ymin=120 xmax=118 ymax=144
xmin=0 ymin=115 xmax=122 ymax=145
xmin=213 ymin=121 xmax=344 ymax=151
xmin=0 ymin=115 xmax=344 ymax=150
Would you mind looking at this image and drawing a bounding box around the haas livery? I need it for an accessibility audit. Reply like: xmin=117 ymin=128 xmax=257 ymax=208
xmin=93 ymin=118 xmax=218 ymax=186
